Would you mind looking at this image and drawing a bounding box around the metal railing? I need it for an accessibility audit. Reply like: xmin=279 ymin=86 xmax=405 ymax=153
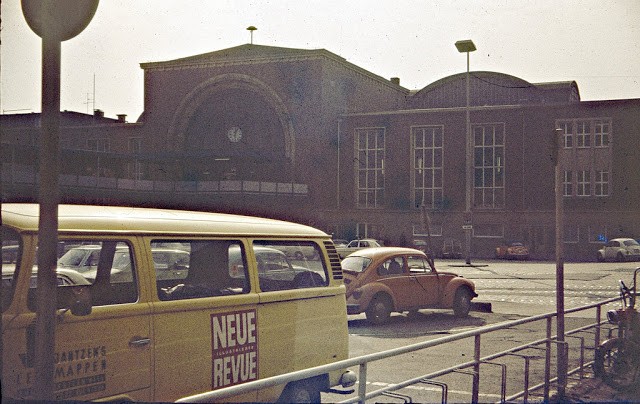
xmin=177 ymin=296 xmax=622 ymax=403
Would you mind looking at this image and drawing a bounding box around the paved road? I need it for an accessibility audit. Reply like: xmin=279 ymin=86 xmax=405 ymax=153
xmin=323 ymin=260 xmax=639 ymax=403
xmin=449 ymin=259 xmax=636 ymax=314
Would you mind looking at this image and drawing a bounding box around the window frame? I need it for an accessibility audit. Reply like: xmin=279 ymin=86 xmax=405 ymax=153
xmin=472 ymin=123 xmax=505 ymax=209
xmin=411 ymin=125 xmax=444 ymax=209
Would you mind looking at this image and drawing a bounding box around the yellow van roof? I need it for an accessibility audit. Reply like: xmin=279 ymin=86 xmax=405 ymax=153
xmin=1 ymin=204 xmax=327 ymax=238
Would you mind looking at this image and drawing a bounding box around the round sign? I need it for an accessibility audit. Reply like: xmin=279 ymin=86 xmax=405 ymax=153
xmin=22 ymin=0 xmax=100 ymax=41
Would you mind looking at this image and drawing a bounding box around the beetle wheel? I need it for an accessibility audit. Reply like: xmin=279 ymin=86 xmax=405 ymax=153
xmin=366 ymin=295 xmax=392 ymax=325
xmin=453 ymin=288 xmax=472 ymax=317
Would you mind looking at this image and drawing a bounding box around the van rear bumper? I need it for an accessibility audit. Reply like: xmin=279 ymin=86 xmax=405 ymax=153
xmin=346 ymin=304 xmax=361 ymax=315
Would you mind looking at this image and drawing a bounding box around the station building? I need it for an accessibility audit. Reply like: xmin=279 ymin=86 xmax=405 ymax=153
xmin=2 ymin=44 xmax=639 ymax=260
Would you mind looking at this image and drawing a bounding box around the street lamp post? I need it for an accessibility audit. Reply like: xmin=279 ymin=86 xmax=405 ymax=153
xmin=455 ymin=39 xmax=476 ymax=265
xmin=21 ymin=0 xmax=99 ymax=399
xmin=553 ymin=127 xmax=567 ymax=399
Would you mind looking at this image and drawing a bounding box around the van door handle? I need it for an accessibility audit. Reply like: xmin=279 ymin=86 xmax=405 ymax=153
xmin=129 ymin=336 xmax=151 ymax=348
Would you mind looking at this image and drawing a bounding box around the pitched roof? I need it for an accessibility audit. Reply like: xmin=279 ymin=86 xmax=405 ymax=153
xmin=140 ymin=43 xmax=347 ymax=69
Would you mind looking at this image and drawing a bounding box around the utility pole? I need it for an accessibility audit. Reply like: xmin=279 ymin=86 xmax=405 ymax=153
xmin=21 ymin=1 xmax=99 ymax=399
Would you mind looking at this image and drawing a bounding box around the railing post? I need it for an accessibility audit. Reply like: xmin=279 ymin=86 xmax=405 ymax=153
xmin=472 ymin=334 xmax=481 ymax=403
xmin=357 ymin=362 xmax=367 ymax=404
xmin=544 ymin=316 xmax=552 ymax=401
xmin=595 ymin=305 xmax=601 ymax=348
xmin=523 ymin=356 xmax=530 ymax=403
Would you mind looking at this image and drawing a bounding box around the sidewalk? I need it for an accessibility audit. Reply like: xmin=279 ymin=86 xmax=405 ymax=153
xmin=556 ymin=373 xmax=640 ymax=402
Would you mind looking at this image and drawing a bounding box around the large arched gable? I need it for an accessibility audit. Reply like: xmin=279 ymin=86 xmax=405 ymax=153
xmin=167 ymin=73 xmax=295 ymax=162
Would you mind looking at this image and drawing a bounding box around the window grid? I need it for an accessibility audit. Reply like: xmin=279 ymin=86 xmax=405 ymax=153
xmin=594 ymin=120 xmax=610 ymax=147
xmin=576 ymin=120 xmax=591 ymax=148
xmin=355 ymin=128 xmax=385 ymax=208
xmin=563 ymin=171 xmax=573 ymax=197
xmin=412 ymin=126 xmax=443 ymax=209
xmin=558 ymin=121 xmax=573 ymax=148
xmin=128 ymin=137 xmax=143 ymax=180
xmin=87 ymin=138 xmax=110 ymax=152
xmin=577 ymin=170 xmax=591 ymax=196
xmin=595 ymin=170 xmax=609 ymax=196
xmin=473 ymin=124 xmax=505 ymax=209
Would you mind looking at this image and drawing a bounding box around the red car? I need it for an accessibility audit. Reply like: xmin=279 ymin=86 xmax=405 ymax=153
xmin=495 ymin=242 xmax=529 ymax=260
xmin=341 ymin=247 xmax=477 ymax=324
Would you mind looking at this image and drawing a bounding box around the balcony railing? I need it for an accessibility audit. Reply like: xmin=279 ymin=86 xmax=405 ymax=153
xmin=1 ymin=163 xmax=308 ymax=197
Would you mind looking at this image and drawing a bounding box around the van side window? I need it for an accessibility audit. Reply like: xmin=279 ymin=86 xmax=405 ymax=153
xmin=252 ymin=241 xmax=327 ymax=291
xmin=152 ymin=240 xmax=249 ymax=301
xmin=26 ymin=240 xmax=137 ymax=311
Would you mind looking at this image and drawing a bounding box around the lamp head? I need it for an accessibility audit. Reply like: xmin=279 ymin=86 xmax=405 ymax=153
xmin=455 ymin=40 xmax=476 ymax=53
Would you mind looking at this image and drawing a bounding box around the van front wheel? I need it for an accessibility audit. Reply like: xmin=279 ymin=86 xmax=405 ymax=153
xmin=278 ymin=381 xmax=321 ymax=403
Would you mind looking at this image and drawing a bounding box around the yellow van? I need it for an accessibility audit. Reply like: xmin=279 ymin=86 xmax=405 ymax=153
xmin=1 ymin=203 xmax=355 ymax=402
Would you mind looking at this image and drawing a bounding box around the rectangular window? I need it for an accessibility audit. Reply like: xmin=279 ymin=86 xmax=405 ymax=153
xmin=87 ymin=138 xmax=110 ymax=152
xmin=355 ymin=128 xmax=385 ymax=208
xmin=563 ymin=171 xmax=573 ymax=197
xmin=558 ymin=121 xmax=573 ymax=148
xmin=577 ymin=170 xmax=591 ymax=196
xmin=412 ymin=126 xmax=443 ymax=209
xmin=595 ymin=170 xmax=609 ymax=196
xmin=252 ymin=241 xmax=327 ymax=291
xmin=412 ymin=223 xmax=443 ymax=237
xmin=152 ymin=240 xmax=250 ymax=300
xmin=588 ymin=226 xmax=607 ymax=243
xmin=473 ymin=124 xmax=505 ymax=209
xmin=28 ymin=240 xmax=138 ymax=310
xmin=594 ymin=120 xmax=610 ymax=147
xmin=576 ymin=120 xmax=591 ymax=148
xmin=472 ymin=223 xmax=504 ymax=238
xmin=128 ymin=137 xmax=143 ymax=180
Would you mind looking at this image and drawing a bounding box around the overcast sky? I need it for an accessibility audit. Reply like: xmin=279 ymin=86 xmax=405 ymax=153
xmin=2 ymin=0 xmax=639 ymax=120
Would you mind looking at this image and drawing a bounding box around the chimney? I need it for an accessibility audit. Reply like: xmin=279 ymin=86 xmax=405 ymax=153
xmin=94 ymin=109 xmax=104 ymax=118
xmin=117 ymin=114 xmax=127 ymax=123
xmin=390 ymin=77 xmax=400 ymax=85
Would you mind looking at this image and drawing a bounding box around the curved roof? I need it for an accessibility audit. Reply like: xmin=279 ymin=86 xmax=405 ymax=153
xmin=410 ymin=71 xmax=579 ymax=108
xmin=2 ymin=204 xmax=327 ymax=238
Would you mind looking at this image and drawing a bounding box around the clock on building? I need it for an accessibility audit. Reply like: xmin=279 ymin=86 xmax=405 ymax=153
xmin=227 ymin=126 xmax=243 ymax=142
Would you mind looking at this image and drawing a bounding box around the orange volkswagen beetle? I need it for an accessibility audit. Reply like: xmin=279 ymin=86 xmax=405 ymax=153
xmin=341 ymin=247 xmax=477 ymax=324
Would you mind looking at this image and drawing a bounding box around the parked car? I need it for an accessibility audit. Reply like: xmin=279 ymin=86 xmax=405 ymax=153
xmin=412 ymin=239 xmax=429 ymax=254
xmin=336 ymin=238 xmax=383 ymax=259
xmin=441 ymin=238 xmax=463 ymax=259
xmin=341 ymin=247 xmax=477 ymax=324
xmin=597 ymin=238 xmax=640 ymax=262
xmin=332 ymin=239 xmax=349 ymax=248
xmin=495 ymin=242 xmax=529 ymax=260
xmin=2 ymin=266 xmax=90 ymax=289
xmin=229 ymin=245 xmax=325 ymax=290
xmin=58 ymin=244 xmax=191 ymax=283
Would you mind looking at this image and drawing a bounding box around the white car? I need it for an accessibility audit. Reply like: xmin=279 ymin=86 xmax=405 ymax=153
xmin=597 ymin=238 xmax=640 ymax=262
